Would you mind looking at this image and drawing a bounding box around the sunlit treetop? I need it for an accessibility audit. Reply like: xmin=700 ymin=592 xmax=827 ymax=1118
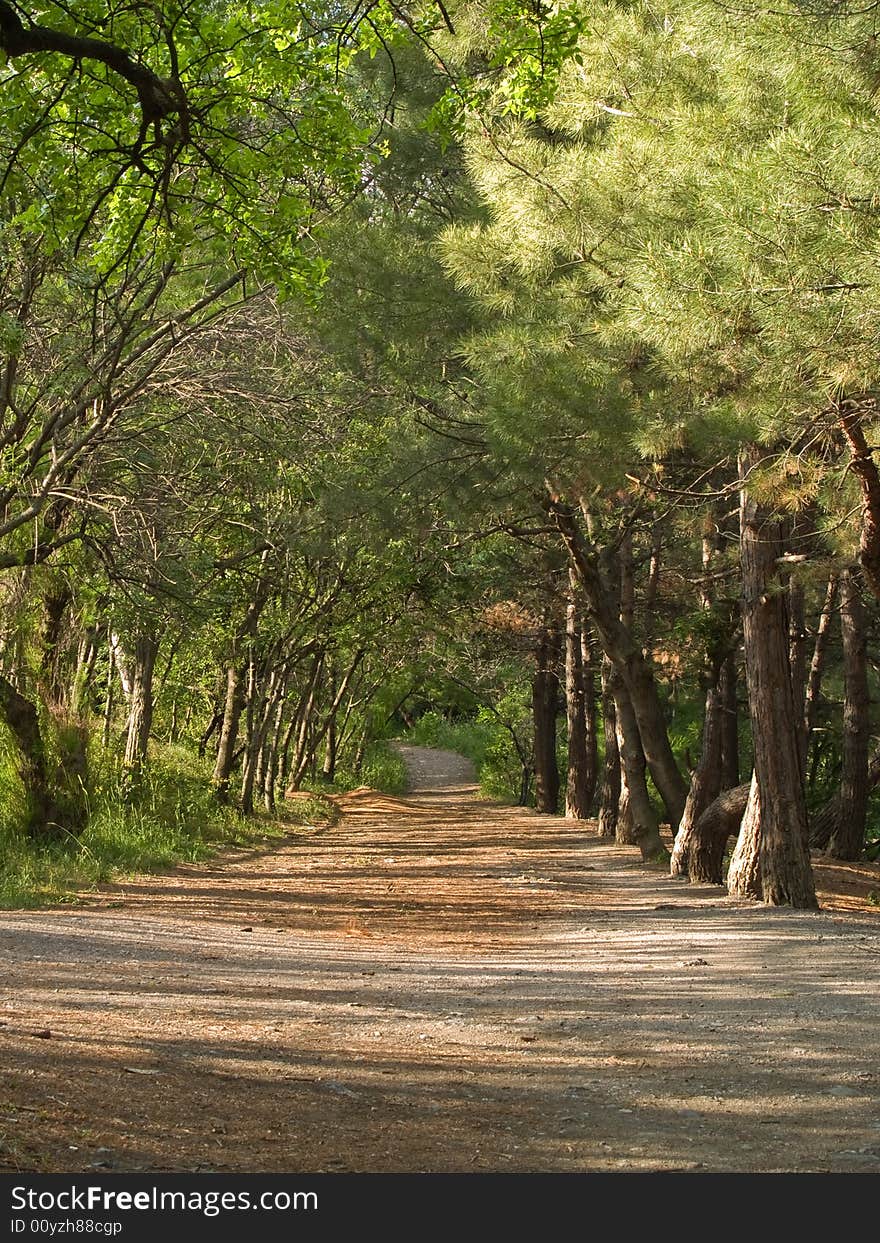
xmin=0 ymin=1 xmax=415 ymax=288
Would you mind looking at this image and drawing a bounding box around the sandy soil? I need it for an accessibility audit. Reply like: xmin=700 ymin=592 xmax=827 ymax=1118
xmin=1 ymin=744 xmax=879 ymax=1174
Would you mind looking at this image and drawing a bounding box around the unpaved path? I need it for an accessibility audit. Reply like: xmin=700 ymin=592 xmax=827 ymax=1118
xmin=1 ymin=744 xmax=879 ymax=1173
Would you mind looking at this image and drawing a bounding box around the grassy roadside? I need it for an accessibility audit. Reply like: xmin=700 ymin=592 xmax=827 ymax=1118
xmin=0 ymin=740 xmax=402 ymax=910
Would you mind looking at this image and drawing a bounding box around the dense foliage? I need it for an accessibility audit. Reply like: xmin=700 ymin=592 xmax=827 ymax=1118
xmin=1 ymin=0 xmax=879 ymax=907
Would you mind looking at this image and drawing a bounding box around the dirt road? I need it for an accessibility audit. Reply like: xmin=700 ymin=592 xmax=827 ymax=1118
xmin=1 ymin=745 xmax=879 ymax=1173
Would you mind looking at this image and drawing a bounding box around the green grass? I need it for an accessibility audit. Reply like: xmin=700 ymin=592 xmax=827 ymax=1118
xmin=0 ymin=732 xmax=412 ymax=910
xmin=300 ymin=739 xmax=408 ymax=797
xmin=0 ymin=741 xmax=339 ymax=910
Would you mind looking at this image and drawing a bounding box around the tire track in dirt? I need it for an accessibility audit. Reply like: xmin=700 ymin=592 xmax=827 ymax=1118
xmin=1 ymin=744 xmax=879 ymax=1172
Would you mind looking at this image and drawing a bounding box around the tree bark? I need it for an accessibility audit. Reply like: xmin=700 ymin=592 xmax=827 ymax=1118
xmin=213 ymin=663 xmax=245 ymax=804
xmin=840 ymin=403 xmax=880 ymax=601
xmin=803 ymin=571 xmax=838 ymax=762
xmin=612 ymin=674 xmax=666 ymax=861
xmin=788 ymin=576 xmax=808 ymax=760
xmin=39 ymin=582 xmax=72 ymax=709
xmin=727 ymin=772 xmax=763 ymax=898
xmin=322 ymin=715 xmax=337 ymax=782
xmin=564 ymin=592 xmax=594 ymax=819
xmin=122 ymin=633 xmax=159 ymax=795
xmin=532 ymin=622 xmax=560 ymax=815
xmin=737 ymin=446 xmax=817 ymax=908
xmin=0 ymin=673 xmax=61 ymax=837
xmin=597 ymin=656 xmax=620 ymax=838
xmin=547 ymin=497 xmax=688 ymax=826
xmin=670 ymin=685 xmax=723 ymax=877
xmin=827 ymin=569 xmax=870 ymax=860
xmin=686 ymin=781 xmax=751 ymax=884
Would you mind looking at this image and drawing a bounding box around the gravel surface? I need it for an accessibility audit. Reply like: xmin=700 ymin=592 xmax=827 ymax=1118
xmin=0 ymin=744 xmax=878 ymax=1173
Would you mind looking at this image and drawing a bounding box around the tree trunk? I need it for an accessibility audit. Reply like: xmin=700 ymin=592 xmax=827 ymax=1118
xmin=737 ymin=445 xmax=817 ymax=908
xmin=110 ymin=631 xmax=134 ymax=704
xmin=840 ymin=403 xmax=880 ymax=601
xmin=213 ymin=663 xmax=245 ymax=804
xmin=101 ymin=644 xmax=115 ymax=750
xmin=827 ymin=569 xmax=869 ymax=860
xmin=564 ymin=592 xmax=593 ymax=819
xmin=199 ymin=706 xmax=222 ymax=759
xmin=547 ymin=498 xmax=688 ymax=827
xmin=597 ymin=656 xmax=620 ymax=838
xmin=788 ymin=577 xmax=808 ymax=762
xmin=684 ymin=781 xmax=751 ymax=884
xmin=719 ymin=652 xmax=740 ymax=790
xmin=0 ymin=673 xmax=61 ymax=837
xmin=322 ymin=715 xmax=337 ymax=782
xmin=39 ymin=583 xmax=72 ymax=709
xmin=581 ymin=629 xmax=598 ymax=807
xmin=612 ymin=675 xmax=666 ymax=861
xmin=727 ymin=772 xmax=763 ymax=898
xmin=811 ymin=747 xmax=880 ymax=849
xmin=803 ymin=572 xmax=838 ymax=762
xmin=290 ymin=650 xmax=363 ymax=792
xmin=262 ymin=694 xmax=287 ymax=813
xmin=240 ymin=661 xmax=268 ymax=816
xmin=122 ymin=633 xmax=159 ymax=796
xmin=532 ymin=622 xmax=560 ymax=815
xmin=286 ymin=654 xmax=323 ymax=792
xmin=670 ymin=685 xmax=723 ymax=877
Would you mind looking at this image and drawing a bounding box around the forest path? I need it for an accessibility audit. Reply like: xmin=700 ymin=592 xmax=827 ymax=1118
xmin=1 ymin=743 xmax=879 ymax=1173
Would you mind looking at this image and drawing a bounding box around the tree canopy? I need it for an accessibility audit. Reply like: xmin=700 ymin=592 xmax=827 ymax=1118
xmin=1 ymin=0 xmax=880 ymax=912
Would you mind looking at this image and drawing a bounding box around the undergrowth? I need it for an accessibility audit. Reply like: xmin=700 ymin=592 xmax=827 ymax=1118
xmin=301 ymin=739 xmax=408 ymax=797
xmin=0 ymin=735 xmax=407 ymax=909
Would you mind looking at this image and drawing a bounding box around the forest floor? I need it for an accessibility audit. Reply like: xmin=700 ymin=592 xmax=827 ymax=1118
xmin=1 ymin=744 xmax=879 ymax=1174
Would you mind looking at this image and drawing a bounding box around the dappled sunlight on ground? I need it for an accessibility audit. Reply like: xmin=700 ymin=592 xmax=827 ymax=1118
xmin=0 ymin=744 xmax=877 ymax=1173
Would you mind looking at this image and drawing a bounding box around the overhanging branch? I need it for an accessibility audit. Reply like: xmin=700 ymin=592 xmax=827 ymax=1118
xmin=0 ymin=2 xmax=182 ymax=134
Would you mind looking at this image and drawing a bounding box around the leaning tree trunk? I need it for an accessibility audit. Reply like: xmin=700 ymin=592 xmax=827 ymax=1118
xmin=261 ymin=694 xmax=287 ymax=813
xmin=670 ymin=685 xmax=723 ymax=877
xmin=290 ymin=650 xmax=364 ymax=791
xmin=735 ymin=445 xmax=817 ymax=908
xmin=0 ymin=674 xmax=60 ymax=838
xmin=612 ymin=678 xmax=666 ymax=861
xmin=597 ymin=657 xmax=620 ymax=838
xmin=827 ymin=568 xmax=869 ymax=860
xmin=212 ymin=662 xmax=245 ymax=804
xmin=547 ymin=498 xmax=688 ymax=827
xmin=727 ymin=772 xmax=763 ymax=898
xmin=286 ymin=654 xmax=324 ymax=792
xmin=532 ymin=621 xmax=560 ymax=815
xmin=803 ymin=571 xmax=838 ymax=764
xmin=685 ymin=781 xmax=751 ymax=885
xmin=240 ymin=662 xmax=271 ymax=816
